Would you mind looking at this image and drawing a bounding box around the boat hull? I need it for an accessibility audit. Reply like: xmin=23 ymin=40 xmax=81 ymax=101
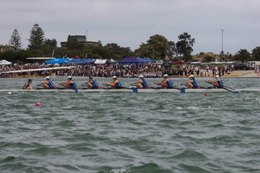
xmin=1 ymin=88 xmax=257 ymax=93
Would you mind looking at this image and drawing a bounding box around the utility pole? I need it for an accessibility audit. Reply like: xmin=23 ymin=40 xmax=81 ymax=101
xmin=220 ymin=29 xmax=224 ymax=55
xmin=86 ymin=29 xmax=88 ymax=41
xmin=51 ymin=49 xmax=55 ymax=58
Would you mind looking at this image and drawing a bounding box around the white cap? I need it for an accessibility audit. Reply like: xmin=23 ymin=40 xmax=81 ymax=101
xmin=46 ymin=76 xmax=50 ymax=79
xmin=215 ymin=75 xmax=219 ymax=78
xmin=112 ymin=76 xmax=117 ymax=79
xmin=67 ymin=76 xmax=72 ymax=79
xmin=139 ymin=75 xmax=144 ymax=78
xmin=188 ymin=75 xmax=194 ymax=78
xmin=163 ymin=74 xmax=168 ymax=78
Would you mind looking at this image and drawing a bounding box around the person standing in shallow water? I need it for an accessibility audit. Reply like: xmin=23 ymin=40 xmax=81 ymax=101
xmin=23 ymin=79 xmax=32 ymax=90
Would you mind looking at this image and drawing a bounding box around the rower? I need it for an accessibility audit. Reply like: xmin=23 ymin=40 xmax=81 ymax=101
xmin=155 ymin=74 xmax=174 ymax=89
xmin=135 ymin=75 xmax=149 ymax=89
xmin=206 ymin=75 xmax=224 ymax=88
xmin=38 ymin=76 xmax=56 ymax=89
xmin=60 ymin=76 xmax=77 ymax=89
xmin=185 ymin=75 xmax=199 ymax=89
xmin=105 ymin=76 xmax=123 ymax=89
xmin=23 ymin=79 xmax=33 ymax=90
xmin=86 ymin=76 xmax=99 ymax=89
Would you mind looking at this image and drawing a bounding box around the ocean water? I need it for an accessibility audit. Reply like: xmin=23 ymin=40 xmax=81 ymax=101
xmin=0 ymin=77 xmax=260 ymax=173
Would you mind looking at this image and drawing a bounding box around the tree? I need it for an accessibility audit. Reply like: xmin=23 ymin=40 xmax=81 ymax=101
xmin=176 ymin=32 xmax=195 ymax=61
xmin=252 ymin=47 xmax=260 ymax=61
xmin=104 ymin=43 xmax=133 ymax=60
xmin=44 ymin=39 xmax=57 ymax=48
xmin=42 ymin=38 xmax=57 ymax=56
xmin=28 ymin=24 xmax=45 ymax=49
xmin=91 ymin=45 xmax=111 ymax=59
xmin=135 ymin=34 xmax=170 ymax=59
xmin=167 ymin=41 xmax=176 ymax=60
xmin=9 ymin=29 xmax=22 ymax=51
xmin=202 ymin=54 xmax=215 ymax=62
xmin=135 ymin=43 xmax=151 ymax=58
xmin=219 ymin=52 xmax=234 ymax=62
xmin=235 ymin=49 xmax=251 ymax=63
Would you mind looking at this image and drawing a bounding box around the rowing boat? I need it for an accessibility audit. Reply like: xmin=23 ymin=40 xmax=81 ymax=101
xmin=1 ymin=88 xmax=259 ymax=93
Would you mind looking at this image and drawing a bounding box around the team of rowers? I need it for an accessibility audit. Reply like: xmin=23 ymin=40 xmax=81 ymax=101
xmin=23 ymin=74 xmax=224 ymax=90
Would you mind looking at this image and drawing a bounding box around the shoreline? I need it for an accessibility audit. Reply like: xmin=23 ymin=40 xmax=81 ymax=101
xmin=1 ymin=71 xmax=259 ymax=79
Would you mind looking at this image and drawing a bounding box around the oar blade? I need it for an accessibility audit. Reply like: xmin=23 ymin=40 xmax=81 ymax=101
xmin=223 ymin=87 xmax=239 ymax=93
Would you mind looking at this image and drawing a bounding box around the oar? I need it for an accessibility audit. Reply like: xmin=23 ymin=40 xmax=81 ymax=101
xmin=150 ymin=86 xmax=163 ymax=89
xmin=103 ymin=83 xmax=128 ymax=88
xmin=180 ymin=83 xmax=187 ymax=87
xmin=58 ymin=83 xmax=78 ymax=93
xmin=223 ymin=86 xmax=239 ymax=93
xmin=81 ymin=83 xmax=87 ymax=87
xmin=154 ymin=82 xmax=165 ymax=88
xmin=101 ymin=83 xmax=112 ymax=89
xmin=205 ymin=81 xmax=239 ymax=93
xmin=204 ymin=81 xmax=217 ymax=89
xmin=103 ymin=83 xmax=111 ymax=86
xmin=81 ymin=83 xmax=88 ymax=89
xmin=36 ymin=84 xmax=43 ymax=89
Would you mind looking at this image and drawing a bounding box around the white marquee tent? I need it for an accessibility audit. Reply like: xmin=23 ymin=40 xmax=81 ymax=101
xmin=94 ymin=59 xmax=107 ymax=64
xmin=0 ymin=59 xmax=12 ymax=65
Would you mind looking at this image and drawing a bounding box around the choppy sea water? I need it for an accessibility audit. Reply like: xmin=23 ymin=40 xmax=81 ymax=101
xmin=0 ymin=77 xmax=260 ymax=173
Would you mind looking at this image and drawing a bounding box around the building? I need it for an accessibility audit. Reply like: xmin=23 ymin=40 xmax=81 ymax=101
xmin=60 ymin=35 xmax=101 ymax=48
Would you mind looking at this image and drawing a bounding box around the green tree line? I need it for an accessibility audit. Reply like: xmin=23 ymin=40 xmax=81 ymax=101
xmin=1 ymin=23 xmax=260 ymax=63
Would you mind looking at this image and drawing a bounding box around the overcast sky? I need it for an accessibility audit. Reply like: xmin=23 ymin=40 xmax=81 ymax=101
xmin=0 ymin=0 xmax=259 ymax=54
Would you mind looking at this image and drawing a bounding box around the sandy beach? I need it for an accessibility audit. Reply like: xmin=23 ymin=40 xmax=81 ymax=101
xmin=222 ymin=70 xmax=260 ymax=78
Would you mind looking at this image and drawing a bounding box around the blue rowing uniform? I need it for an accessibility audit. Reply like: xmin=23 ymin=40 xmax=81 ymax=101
xmin=191 ymin=78 xmax=199 ymax=88
xmin=115 ymin=82 xmax=123 ymax=89
xmin=69 ymin=81 xmax=77 ymax=89
xmin=142 ymin=79 xmax=148 ymax=88
xmin=48 ymin=80 xmax=55 ymax=89
xmin=166 ymin=79 xmax=174 ymax=89
xmin=217 ymin=80 xmax=224 ymax=88
xmin=91 ymin=80 xmax=99 ymax=89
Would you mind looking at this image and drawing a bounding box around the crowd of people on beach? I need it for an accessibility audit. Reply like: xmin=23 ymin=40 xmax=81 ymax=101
xmin=255 ymin=65 xmax=260 ymax=75
xmin=1 ymin=62 xmax=236 ymax=78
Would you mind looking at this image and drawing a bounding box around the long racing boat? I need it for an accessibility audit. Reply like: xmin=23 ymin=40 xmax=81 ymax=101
xmin=1 ymin=87 xmax=259 ymax=93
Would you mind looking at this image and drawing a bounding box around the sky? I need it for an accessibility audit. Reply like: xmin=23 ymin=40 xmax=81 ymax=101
xmin=0 ymin=0 xmax=259 ymax=54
